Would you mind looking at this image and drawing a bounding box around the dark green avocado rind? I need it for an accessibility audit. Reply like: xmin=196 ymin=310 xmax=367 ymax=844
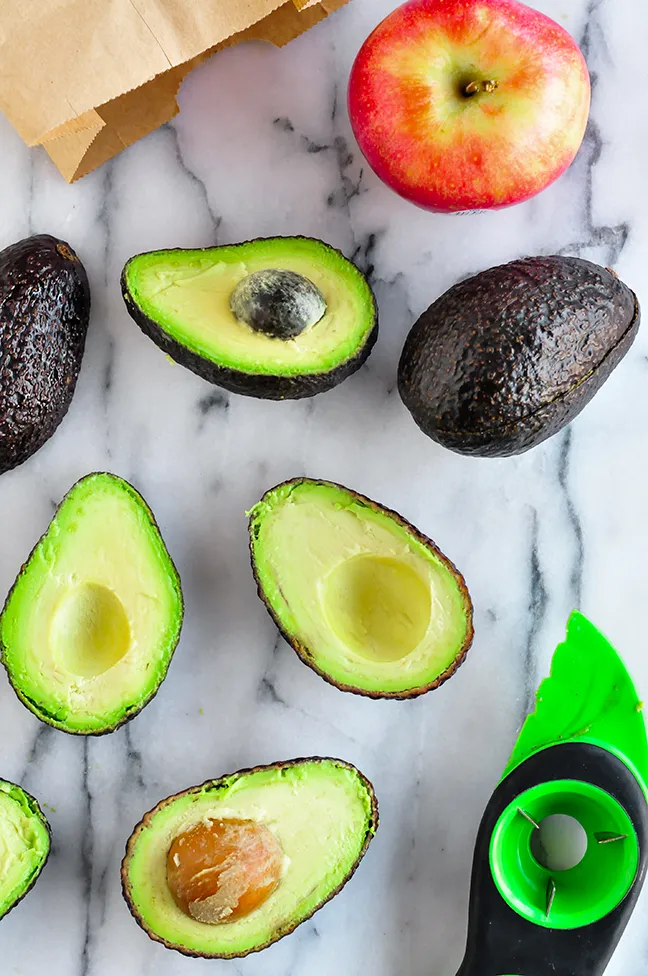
xmin=0 ymin=781 xmax=51 ymax=921
xmin=120 ymin=757 xmax=379 ymax=959
xmin=120 ymin=238 xmax=378 ymax=400
xmin=398 ymin=256 xmax=641 ymax=457
xmin=0 ymin=235 xmax=90 ymax=474
xmin=249 ymin=478 xmax=474 ymax=700
xmin=0 ymin=472 xmax=184 ymax=736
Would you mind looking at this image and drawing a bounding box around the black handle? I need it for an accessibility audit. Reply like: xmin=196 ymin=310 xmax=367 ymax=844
xmin=455 ymin=743 xmax=648 ymax=976
xmin=455 ymin=959 xmax=500 ymax=976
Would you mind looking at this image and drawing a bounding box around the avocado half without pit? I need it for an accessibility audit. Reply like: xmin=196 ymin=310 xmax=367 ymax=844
xmin=121 ymin=758 xmax=378 ymax=958
xmin=0 ymin=781 xmax=50 ymax=920
xmin=249 ymin=479 xmax=473 ymax=698
xmin=121 ymin=237 xmax=378 ymax=399
xmin=398 ymin=255 xmax=640 ymax=457
xmin=0 ymin=473 xmax=183 ymax=734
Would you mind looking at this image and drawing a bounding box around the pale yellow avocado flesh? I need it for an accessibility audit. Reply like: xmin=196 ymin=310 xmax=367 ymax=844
xmin=0 ymin=782 xmax=50 ymax=919
xmin=123 ymin=760 xmax=377 ymax=957
xmin=0 ymin=474 xmax=183 ymax=733
xmin=249 ymin=480 xmax=472 ymax=695
xmin=124 ymin=239 xmax=375 ymax=376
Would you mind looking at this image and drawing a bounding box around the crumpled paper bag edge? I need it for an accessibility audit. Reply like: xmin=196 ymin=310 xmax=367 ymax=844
xmin=41 ymin=0 xmax=349 ymax=182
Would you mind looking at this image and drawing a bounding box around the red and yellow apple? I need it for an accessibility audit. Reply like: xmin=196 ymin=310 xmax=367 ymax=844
xmin=348 ymin=0 xmax=591 ymax=212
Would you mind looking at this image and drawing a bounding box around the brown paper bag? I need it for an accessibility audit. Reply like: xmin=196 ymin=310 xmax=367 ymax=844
xmin=0 ymin=0 xmax=349 ymax=183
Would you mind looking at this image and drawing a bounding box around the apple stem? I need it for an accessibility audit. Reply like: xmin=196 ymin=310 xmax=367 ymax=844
xmin=464 ymin=79 xmax=498 ymax=96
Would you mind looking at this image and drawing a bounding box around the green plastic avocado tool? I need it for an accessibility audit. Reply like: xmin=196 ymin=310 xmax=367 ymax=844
xmin=503 ymin=611 xmax=648 ymax=792
xmin=456 ymin=612 xmax=648 ymax=976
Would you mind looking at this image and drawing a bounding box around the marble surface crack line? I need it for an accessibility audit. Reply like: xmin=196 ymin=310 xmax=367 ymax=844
xmin=123 ymin=723 xmax=146 ymax=794
xmin=165 ymin=122 xmax=222 ymax=242
xmin=18 ymin=723 xmax=55 ymax=788
xmin=558 ymin=0 xmax=629 ymax=266
xmin=271 ymin=87 xmax=388 ymax=288
xmin=96 ymin=162 xmax=114 ymax=290
xmin=257 ymin=633 xmax=288 ymax=706
xmin=197 ymin=389 xmax=229 ymax=433
xmin=523 ymin=507 xmax=549 ymax=717
xmin=96 ymin=162 xmax=116 ymax=457
xmin=79 ymin=739 xmax=93 ymax=976
xmin=557 ymin=427 xmax=585 ymax=610
xmin=257 ymin=635 xmax=361 ymax=745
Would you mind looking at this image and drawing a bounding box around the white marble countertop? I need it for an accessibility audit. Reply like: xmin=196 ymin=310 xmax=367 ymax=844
xmin=1 ymin=1 xmax=648 ymax=973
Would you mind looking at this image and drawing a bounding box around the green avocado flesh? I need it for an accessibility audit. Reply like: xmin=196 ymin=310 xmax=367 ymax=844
xmin=122 ymin=759 xmax=377 ymax=958
xmin=122 ymin=238 xmax=375 ymax=377
xmin=0 ymin=473 xmax=183 ymax=734
xmin=0 ymin=781 xmax=50 ymax=920
xmin=249 ymin=480 xmax=473 ymax=697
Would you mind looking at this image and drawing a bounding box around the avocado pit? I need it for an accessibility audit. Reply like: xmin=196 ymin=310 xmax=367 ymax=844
xmin=229 ymin=268 xmax=326 ymax=339
xmin=167 ymin=818 xmax=283 ymax=925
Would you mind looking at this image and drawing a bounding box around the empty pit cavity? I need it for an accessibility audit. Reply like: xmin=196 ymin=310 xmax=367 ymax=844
xmin=322 ymin=555 xmax=431 ymax=662
xmin=50 ymin=582 xmax=131 ymax=678
xmin=531 ymin=815 xmax=589 ymax=873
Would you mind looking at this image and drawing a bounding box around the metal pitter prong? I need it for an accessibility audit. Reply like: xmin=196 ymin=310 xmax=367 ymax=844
xmin=546 ymin=878 xmax=557 ymax=919
xmin=517 ymin=807 xmax=540 ymax=830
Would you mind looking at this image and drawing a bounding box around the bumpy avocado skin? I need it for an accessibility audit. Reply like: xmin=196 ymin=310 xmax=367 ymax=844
xmin=121 ymin=757 xmax=379 ymax=958
xmin=120 ymin=239 xmax=378 ymax=400
xmin=0 ymin=472 xmax=184 ymax=736
xmin=0 ymin=781 xmax=51 ymax=921
xmin=398 ymin=256 xmax=640 ymax=457
xmin=249 ymin=478 xmax=474 ymax=699
xmin=0 ymin=235 xmax=90 ymax=474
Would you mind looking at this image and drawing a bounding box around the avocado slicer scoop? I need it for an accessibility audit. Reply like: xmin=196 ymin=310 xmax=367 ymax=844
xmin=456 ymin=611 xmax=648 ymax=976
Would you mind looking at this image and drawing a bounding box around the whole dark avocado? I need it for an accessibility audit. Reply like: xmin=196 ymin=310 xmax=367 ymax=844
xmin=0 ymin=235 xmax=90 ymax=474
xmin=398 ymin=256 xmax=640 ymax=457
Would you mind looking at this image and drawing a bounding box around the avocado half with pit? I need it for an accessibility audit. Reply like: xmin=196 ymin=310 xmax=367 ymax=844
xmin=398 ymin=255 xmax=640 ymax=457
xmin=121 ymin=758 xmax=378 ymax=958
xmin=121 ymin=237 xmax=378 ymax=399
xmin=0 ymin=473 xmax=183 ymax=734
xmin=0 ymin=780 xmax=50 ymax=920
xmin=249 ymin=479 xmax=473 ymax=698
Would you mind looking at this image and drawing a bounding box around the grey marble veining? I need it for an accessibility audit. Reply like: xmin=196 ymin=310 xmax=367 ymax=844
xmin=2 ymin=1 xmax=648 ymax=973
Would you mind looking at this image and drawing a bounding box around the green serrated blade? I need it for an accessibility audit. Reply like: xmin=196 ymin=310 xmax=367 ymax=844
xmin=502 ymin=611 xmax=648 ymax=798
